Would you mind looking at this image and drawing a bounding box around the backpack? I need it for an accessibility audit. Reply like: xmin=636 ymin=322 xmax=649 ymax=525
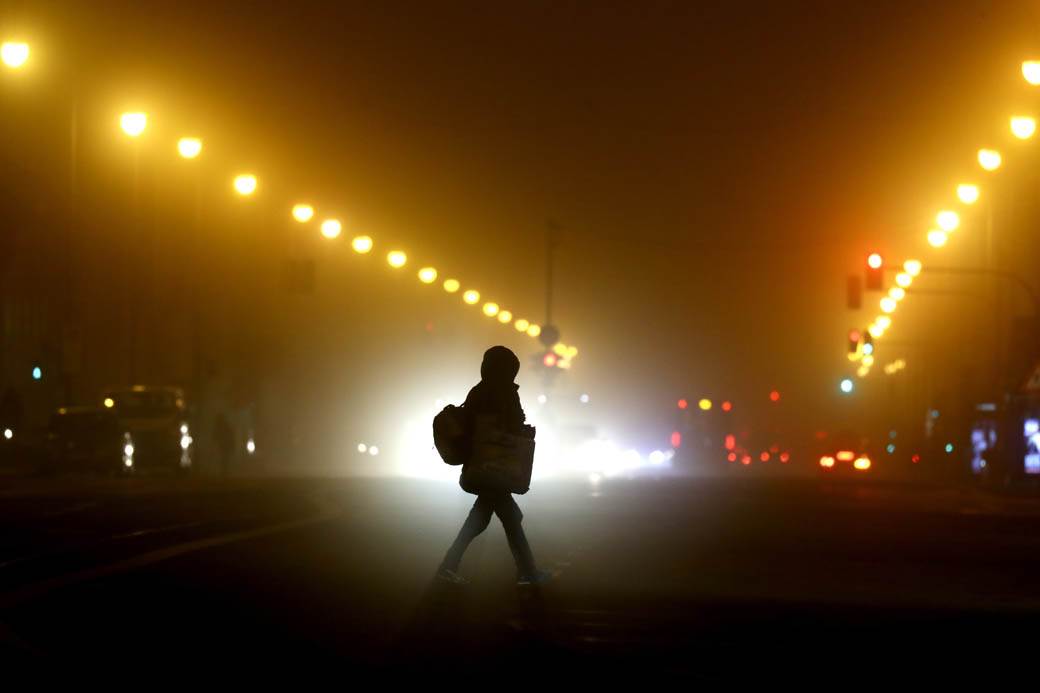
xmin=433 ymin=404 xmax=469 ymax=466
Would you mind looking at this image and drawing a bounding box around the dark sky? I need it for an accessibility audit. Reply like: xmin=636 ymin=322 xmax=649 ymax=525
xmin=5 ymin=0 xmax=1040 ymax=445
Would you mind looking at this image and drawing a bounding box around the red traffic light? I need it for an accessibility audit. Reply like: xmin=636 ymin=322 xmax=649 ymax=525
xmin=848 ymin=329 xmax=861 ymax=343
xmin=769 ymin=390 xmax=780 ymax=402
xmin=677 ymin=398 xmax=688 ymax=410
xmin=721 ymin=400 xmax=732 ymax=412
xmin=670 ymin=431 xmax=682 ymax=448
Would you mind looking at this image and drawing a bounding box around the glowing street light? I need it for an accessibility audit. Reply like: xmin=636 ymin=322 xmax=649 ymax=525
xmin=387 ymin=250 xmax=407 ymax=268
xmin=903 ymin=259 xmax=922 ymax=276
xmin=233 ymin=173 xmax=257 ymax=196
xmin=177 ymin=137 xmax=202 ymax=159
xmin=927 ymin=229 xmax=948 ymax=248
xmin=482 ymin=302 xmax=500 ymax=317
xmin=1011 ymin=115 xmax=1037 ymax=140
xmin=977 ymin=148 xmax=1002 ymax=171
xmin=895 ymin=272 xmax=912 ymax=288
xmin=956 ymin=184 xmax=979 ymax=205
xmin=1024 ymin=60 xmax=1040 ymax=86
xmin=526 ymin=324 xmax=541 ymax=338
xmin=463 ymin=290 xmax=480 ymax=305
xmin=840 ymin=378 xmax=854 ymax=394
xmin=292 ymin=204 xmax=314 ymax=222
xmin=418 ymin=267 xmax=438 ymax=284
xmin=869 ymin=324 xmax=884 ymax=339
xmin=936 ymin=210 xmax=959 ymax=232
xmin=320 ymin=219 xmax=342 ymax=239
xmin=442 ymin=278 xmax=460 ymax=293
xmin=867 ymin=253 xmax=883 ymax=270
xmin=120 ymin=112 xmax=148 ymax=138
xmin=498 ymin=310 xmax=513 ymax=324
xmin=351 ymin=235 xmax=373 ymax=253
xmin=1 ymin=41 xmax=29 ymax=69
xmin=876 ymin=315 xmax=892 ymax=330
xmin=514 ymin=318 xmax=530 ymax=332
xmin=889 ymin=287 xmax=906 ymax=301
xmin=880 ymin=297 xmax=897 ymax=313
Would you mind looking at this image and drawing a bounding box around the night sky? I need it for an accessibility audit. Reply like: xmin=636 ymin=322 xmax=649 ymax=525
xmin=4 ymin=1 xmax=1040 ymax=449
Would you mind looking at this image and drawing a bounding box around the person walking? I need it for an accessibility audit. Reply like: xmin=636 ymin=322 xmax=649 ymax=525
xmin=437 ymin=346 xmax=551 ymax=586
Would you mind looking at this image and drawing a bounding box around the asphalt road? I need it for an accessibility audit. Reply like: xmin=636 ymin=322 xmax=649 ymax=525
xmin=1 ymin=473 xmax=1038 ymax=681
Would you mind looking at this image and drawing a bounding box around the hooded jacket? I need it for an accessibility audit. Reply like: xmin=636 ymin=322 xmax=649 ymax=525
xmin=463 ymin=346 xmax=526 ymax=435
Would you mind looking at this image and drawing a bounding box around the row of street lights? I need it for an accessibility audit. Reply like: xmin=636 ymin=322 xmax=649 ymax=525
xmin=3 ymin=37 xmax=577 ymax=362
xmin=844 ymin=60 xmax=1040 ymax=387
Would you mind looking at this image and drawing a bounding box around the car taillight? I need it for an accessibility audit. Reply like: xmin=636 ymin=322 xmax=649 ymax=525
xmin=854 ymin=457 xmax=871 ymax=471
xmin=819 ymin=455 xmax=835 ymax=468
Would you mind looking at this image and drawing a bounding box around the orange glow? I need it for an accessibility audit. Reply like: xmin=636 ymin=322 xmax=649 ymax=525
xmin=741 ymin=455 xmax=752 ymax=466
xmin=854 ymin=457 xmax=872 ymax=471
xmin=769 ymin=390 xmax=780 ymax=402
xmin=819 ymin=456 xmax=835 ymax=468
xmin=721 ymin=400 xmax=732 ymax=412
xmin=727 ymin=452 xmax=737 ymax=462
xmin=867 ymin=253 xmax=883 ymax=269
xmin=724 ymin=434 xmax=736 ymax=450
xmin=836 ymin=450 xmax=855 ymax=462
xmin=779 ymin=452 xmax=790 ymax=463
xmin=543 ymin=353 xmax=557 ymax=367
xmin=677 ymin=399 xmax=688 ymax=410
xmin=760 ymin=452 xmax=770 ymax=462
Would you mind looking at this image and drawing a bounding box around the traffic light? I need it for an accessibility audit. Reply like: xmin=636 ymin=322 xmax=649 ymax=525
xmin=847 ymin=329 xmax=861 ymax=354
xmin=846 ymin=275 xmax=862 ymax=309
xmin=866 ymin=253 xmax=883 ymax=290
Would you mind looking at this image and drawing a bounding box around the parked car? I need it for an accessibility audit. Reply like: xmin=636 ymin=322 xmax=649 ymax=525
xmin=46 ymin=406 xmax=134 ymax=474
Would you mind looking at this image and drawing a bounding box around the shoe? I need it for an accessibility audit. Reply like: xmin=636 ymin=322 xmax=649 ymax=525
xmin=517 ymin=569 xmax=553 ymax=587
xmin=436 ymin=567 xmax=469 ymax=585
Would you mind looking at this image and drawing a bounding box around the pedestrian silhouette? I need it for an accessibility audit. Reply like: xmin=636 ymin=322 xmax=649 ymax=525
xmin=437 ymin=346 xmax=551 ymax=586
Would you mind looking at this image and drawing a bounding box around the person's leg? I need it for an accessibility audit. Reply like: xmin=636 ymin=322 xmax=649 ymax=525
xmin=440 ymin=495 xmax=495 ymax=572
xmin=492 ymin=494 xmax=537 ymax=577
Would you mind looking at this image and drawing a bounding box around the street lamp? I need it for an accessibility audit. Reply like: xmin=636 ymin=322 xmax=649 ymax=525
xmin=888 ymin=287 xmax=906 ymax=301
xmin=177 ymin=137 xmax=202 ymax=159
xmin=977 ymin=149 xmax=1002 ymax=171
xmin=927 ymin=229 xmax=948 ymax=248
xmin=120 ymin=112 xmax=147 ymax=138
xmin=320 ymin=219 xmax=342 ymax=239
xmin=442 ymin=278 xmax=460 ymax=293
xmin=936 ymin=210 xmax=959 ymax=232
xmin=895 ymin=272 xmax=912 ymax=288
xmin=1024 ymin=60 xmax=1040 ymax=86
xmin=880 ymin=297 xmax=897 ymax=313
xmin=292 ymin=204 xmax=314 ymax=223
xmin=1 ymin=41 xmax=29 ymax=69
xmin=462 ymin=289 xmax=480 ymax=305
xmin=514 ymin=318 xmax=530 ymax=332
xmin=903 ymin=259 xmax=922 ymax=276
xmin=1011 ymin=116 xmax=1037 ymax=140
xmin=482 ymin=302 xmax=500 ymax=317
xmin=351 ymin=235 xmax=373 ymax=253
xmin=956 ymin=184 xmax=979 ymax=205
xmin=233 ymin=174 xmax=257 ymax=196
xmin=498 ymin=310 xmax=513 ymax=324
xmin=526 ymin=324 xmax=542 ymax=338
xmin=387 ymin=250 xmax=407 ymax=268
xmin=418 ymin=267 xmax=437 ymax=283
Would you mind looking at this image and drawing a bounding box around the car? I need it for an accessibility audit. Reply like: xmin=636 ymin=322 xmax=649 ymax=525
xmin=100 ymin=386 xmax=193 ymax=472
xmin=46 ymin=406 xmax=134 ymax=474
xmin=817 ymin=431 xmax=873 ymax=475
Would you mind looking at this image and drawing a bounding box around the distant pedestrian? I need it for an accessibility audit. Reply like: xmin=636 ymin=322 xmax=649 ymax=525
xmin=213 ymin=413 xmax=235 ymax=477
xmin=437 ymin=346 xmax=551 ymax=586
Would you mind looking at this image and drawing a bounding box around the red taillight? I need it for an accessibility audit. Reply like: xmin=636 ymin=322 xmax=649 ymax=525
xmin=779 ymin=452 xmax=790 ymax=463
xmin=819 ymin=455 xmax=835 ymax=468
xmin=760 ymin=451 xmax=770 ymax=462
xmin=836 ymin=450 xmax=855 ymax=462
xmin=727 ymin=452 xmax=737 ymax=462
